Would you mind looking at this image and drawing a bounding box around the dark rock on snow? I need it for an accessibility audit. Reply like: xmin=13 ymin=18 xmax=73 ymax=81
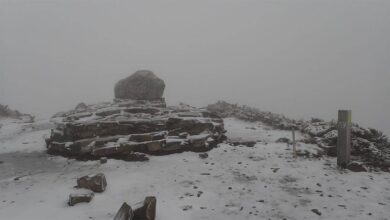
xmin=100 ymin=157 xmax=108 ymax=164
xmin=347 ymin=161 xmax=368 ymax=172
xmin=231 ymin=141 xmax=257 ymax=148
xmin=276 ymin=137 xmax=291 ymax=144
xmin=77 ymin=173 xmax=107 ymax=193
xmin=114 ymin=197 xmax=157 ymax=220
xmin=114 ymin=203 xmax=134 ymax=220
xmin=68 ymin=193 xmax=94 ymax=206
xmin=199 ymin=153 xmax=208 ymax=159
xmin=311 ymin=209 xmax=322 ymax=216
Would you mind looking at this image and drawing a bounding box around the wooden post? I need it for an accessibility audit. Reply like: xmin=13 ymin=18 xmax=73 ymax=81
xmin=337 ymin=110 xmax=352 ymax=168
xmin=292 ymin=129 xmax=297 ymax=158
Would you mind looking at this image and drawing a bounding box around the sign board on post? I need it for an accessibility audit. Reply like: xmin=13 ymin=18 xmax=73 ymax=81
xmin=337 ymin=110 xmax=352 ymax=168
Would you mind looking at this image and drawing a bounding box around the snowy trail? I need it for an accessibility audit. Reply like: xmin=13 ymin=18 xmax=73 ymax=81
xmin=0 ymin=118 xmax=389 ymax=220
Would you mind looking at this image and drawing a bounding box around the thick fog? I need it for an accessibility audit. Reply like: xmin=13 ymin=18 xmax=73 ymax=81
xmin=1 ymin=0 xmax=389 ymax=135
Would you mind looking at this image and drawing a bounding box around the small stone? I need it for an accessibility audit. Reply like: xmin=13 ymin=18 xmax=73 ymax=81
xmin=311 ymin=209 xmax=322 ymax=216
xmin=68 ymin=193 xmax=94 ymax=206
xmin=100 ymin=157 xmax=108 ymax=164
xmin=276 ymin=137 xmax=291 ymax=144
xmin=181 ymin=205 xmax=192 ymax=211
xmin=271 ymin=168 xmax=280 ymax=173
xmin=199 ymin=153 xmax=208 ymax=159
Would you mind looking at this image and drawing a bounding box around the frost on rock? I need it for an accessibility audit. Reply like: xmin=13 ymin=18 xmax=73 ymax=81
xmin=207 ymin=101 xmax=390 ymax=170
xmin=46 ymin=99 xmax=225 ymax=161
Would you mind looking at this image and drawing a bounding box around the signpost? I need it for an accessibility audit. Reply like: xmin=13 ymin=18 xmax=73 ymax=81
xmin=292 ymin=129 xmax=297 ymax=158
xmin=337 ymin=110 xmax=352 ymax=168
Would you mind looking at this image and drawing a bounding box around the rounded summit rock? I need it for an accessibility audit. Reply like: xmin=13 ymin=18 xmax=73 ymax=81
xmin=114 ymin=70 xmax=165 ymax=100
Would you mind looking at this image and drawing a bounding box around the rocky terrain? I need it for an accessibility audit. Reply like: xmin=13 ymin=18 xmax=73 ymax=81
xmin=1 ymin=117 xmax=389 ymax=220
xmin=207 ymin=101 xmax=390 ymax=171
xmin=0 ymin=104 xmax=34 ymax=122
xmin=0 ymin=71 xmax=389 ymax=220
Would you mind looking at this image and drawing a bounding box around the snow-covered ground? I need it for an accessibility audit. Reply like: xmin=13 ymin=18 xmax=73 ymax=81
xmin=0 ymin=118 xmax=389 ymax=220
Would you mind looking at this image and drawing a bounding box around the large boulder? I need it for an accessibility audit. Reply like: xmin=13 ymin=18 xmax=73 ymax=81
xmin=115 ymin=70 xmax=165 ymax=100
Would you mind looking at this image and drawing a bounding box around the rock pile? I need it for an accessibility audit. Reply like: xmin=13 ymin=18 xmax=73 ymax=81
xmin=68 ymin=173 xmax=107 ymax=206
xmin=207 ymin=101 xmax=390 ymax=170
xmin=46 ymin=72 xmax=225 ymax=161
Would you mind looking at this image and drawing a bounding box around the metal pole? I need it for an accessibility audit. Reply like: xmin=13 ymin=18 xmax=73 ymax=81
xmin=337 ymin=110 xmax=352 ymax=168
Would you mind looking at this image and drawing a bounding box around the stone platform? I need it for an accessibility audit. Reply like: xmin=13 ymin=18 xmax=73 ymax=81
xmin=46 ymin=99 xmax=225 ymax=161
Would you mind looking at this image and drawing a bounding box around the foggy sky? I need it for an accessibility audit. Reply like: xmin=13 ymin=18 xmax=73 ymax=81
xmin=1 ymin=0 xmax=389 ymax=135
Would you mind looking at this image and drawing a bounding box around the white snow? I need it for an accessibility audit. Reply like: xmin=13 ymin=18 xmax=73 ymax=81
xmin=0 ymin=119 xmax=51 ymax=154
xmin=0 ymin=117 xmax=389 ymax=220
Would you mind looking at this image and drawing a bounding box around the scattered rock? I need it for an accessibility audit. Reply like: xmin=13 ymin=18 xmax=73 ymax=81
xmin=77 ymin=173 xmax=107 ymax=193
xmin=347 ymin=161 xmax=368 ymax=172
xmin=181 ymin=205 xmax=192 ymax=211
xmin=276 ymin=137 xmax=291 ymax=144
xmin=114 ymin=203 xmax=134 ymax=220
xmin=113 ymin=197 xmax=156 ymax=220
xmin=100 ymin=157 xmax=108 ymax=164
xmin=133 ymin=197 xmax=157 ymax=220
xmin=271 ymin=168 xmax=280 ymax=173
xmin=68 ymin=193 xmax=94 ymax=206
xmin=232 ymin=141 xmax=256 ymax=147
xmin=199 ymin=153 xmax=208 ymax=159
xmin=311 ymin=209 xmax=322 ymax=216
